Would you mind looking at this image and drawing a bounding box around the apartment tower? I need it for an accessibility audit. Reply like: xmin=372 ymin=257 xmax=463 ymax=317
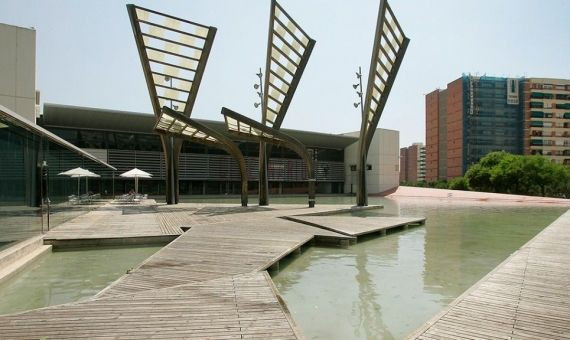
xmin=400 ymin=143 xmax=426 ymax=183
xmin=426 ymin=75 xmax=524 ymax=180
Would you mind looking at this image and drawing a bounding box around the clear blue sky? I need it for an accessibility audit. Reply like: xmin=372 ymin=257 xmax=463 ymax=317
xmin=1 ymin=0 xmax=569 ymax=147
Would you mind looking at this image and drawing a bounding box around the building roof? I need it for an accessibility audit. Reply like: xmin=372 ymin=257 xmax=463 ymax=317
xmin=41 ymin=103 xmax=358 ymax=150
xmin=0 ymin=104 xmax=116 ymax=170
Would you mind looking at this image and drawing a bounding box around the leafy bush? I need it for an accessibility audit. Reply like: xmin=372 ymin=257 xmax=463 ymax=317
xmin=449 ymin=176 xmax=469 ymax=190
xmin=464 ymin=151 xmax=569 ymax=197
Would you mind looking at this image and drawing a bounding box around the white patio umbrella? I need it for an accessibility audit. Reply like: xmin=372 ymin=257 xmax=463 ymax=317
xmin=120 ymin=168 xmax=152 ymax=194
xmin=58 ymin=167 xmax=100 ymax=196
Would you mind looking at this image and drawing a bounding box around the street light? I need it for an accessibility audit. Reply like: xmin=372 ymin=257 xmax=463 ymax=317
xmin=254 ymin=67 xmax=264 ymax=114
xmin=353 ymin=66 xmax=364 ymax=119
xmin=164 ymin=75 xmax=173 ymax=110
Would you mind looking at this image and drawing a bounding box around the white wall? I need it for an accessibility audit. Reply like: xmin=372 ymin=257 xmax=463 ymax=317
xmin=0 ymin=23 xmax=36 ymax=122
xmin=343 ymin=128 xmax=400 ymax=195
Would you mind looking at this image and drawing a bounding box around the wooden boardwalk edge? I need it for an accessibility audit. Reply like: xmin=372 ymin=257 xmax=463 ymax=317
xmin=407 ymin=209 xmax=570 ymax=339
xmin=263 ymin=271 xmax=306 ymax=340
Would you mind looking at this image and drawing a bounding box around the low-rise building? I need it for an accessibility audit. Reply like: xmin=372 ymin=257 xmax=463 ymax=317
xmin=39 ymin=103 xmax=400 ymax=196
xmin=343 ymin=129 xmax=400 ymax=195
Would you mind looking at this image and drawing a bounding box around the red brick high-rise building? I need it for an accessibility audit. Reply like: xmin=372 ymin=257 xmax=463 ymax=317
xmin=400 ymin=143 xmax=425 ymax=183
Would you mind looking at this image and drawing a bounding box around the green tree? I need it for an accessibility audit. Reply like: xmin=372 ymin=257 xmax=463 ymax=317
xmin=490 ymin=153 xmax=524 ymax=194
xmin=449 ymin=176 xmax=469 ymax=190
xmin=465 ymin=151 xmax=570 ymax=197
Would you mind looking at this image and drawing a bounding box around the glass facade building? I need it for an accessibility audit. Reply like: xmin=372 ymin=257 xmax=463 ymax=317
xmin=39 ymin=104 xmax=356 ymax=197
xmin=462 ymin=76 xmax=524 ymax=168
xmin=0 ymin=105 xmax=116 ymax=250
xmin=426 ymin=75 xmax=524 ymax=180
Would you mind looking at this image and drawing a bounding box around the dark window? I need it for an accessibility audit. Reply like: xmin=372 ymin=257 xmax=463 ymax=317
xmin=115 ymin=133 xmax=136 ymax=150
xmin=78 ymin=130 xmax=106 ymax=149
xmin=136 ymin=134 xmax=161 ymax=151
xmin=49 ymin=128 xmax=78 ymax=145
xmin=181 ymin=141 xmax=206 ymax=154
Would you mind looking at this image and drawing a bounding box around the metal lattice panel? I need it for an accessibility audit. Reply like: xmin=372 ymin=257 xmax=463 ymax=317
xmin=224 ymin=115 xmax=278 ymax=141
xmin=128 ymin=5 xmax=216 ymax=117
xmin=263 ymin=0 xmax=315 ymax=128
xmin=155 ymin=108 xmax=219 ymax=145
xmin=361 ymin=0 xmax=408 ymax=144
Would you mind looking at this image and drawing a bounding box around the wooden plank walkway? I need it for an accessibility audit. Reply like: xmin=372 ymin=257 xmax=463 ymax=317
xmin=0 ymin=272 xmax=301 ymax=339
xmin=44 ymin=200 xmax=184 ymax=246
xmin=409 ymin=209 xmax=570 ymax=340
xmin=98 ymin=216 xmax=352 ymax=297
xmin=1 ymin=202 xmax=427 ymax=338
xmin=284 ymin=215 xmax=425 ymax=238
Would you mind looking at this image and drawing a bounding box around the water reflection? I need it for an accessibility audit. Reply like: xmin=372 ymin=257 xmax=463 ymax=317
xmin=272 ymin=197 xmax=565 ymax=339
xmin=0 ymin=246 xmax=160 ymax=315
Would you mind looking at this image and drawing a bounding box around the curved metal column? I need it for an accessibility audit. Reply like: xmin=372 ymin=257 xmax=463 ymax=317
xmin=156 ymin=107 xmax=248 ymax=207
xmin=222 ymin=108 xmax=315 ymax=207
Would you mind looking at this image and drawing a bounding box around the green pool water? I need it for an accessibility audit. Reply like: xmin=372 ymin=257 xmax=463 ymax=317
xmin=270 ymin=197 xmax=565 ymax=339
xmin=0 ymin=246 xmax=160 ymax=315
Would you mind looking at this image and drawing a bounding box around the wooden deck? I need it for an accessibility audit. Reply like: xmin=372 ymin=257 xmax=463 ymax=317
xmin=409 ymin=210 xmax=570 ymax=340
xmin=0 ymin=201 xmax=431 ymax=338
xmin=98 ymin=215 xmax=352 ymax=297
xmin=284 ymin=215 xmax=425 ymax=238
xmin=44 ymin=200 xmax=184 ymax=247
xmin=0 ymin=272 xmax=301 ymax=339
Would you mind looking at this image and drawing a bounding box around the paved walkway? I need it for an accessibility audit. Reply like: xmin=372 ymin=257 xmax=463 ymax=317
xmin=409 ymin=210 xmax=570 ymax=339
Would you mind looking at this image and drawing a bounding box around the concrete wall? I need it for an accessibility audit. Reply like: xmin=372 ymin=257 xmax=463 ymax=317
xmin=0 ymin=23 xmax=36 ymax=122
xmin=343 ymin=128 xmax=400 ymax=195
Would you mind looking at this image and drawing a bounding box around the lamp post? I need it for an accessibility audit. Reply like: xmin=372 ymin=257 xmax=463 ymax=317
xmin=353 ymin=67 xmax=366 ymax=202
xmin=254 ymin=67 xmax=269 ymax=205
xmin=254 ymin=68 xmax=263 ymax=111
xmin=353 ymin=66 xmax=364 ymax=120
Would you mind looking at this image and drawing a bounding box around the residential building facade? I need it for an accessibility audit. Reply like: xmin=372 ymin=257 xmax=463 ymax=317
xmin=400 ymin=143 xmax=425 ymax=183
xmin=523 ymin=78 xmax=570 ymax=165
xmin=426 ymin=75 xmax=527 ymax=180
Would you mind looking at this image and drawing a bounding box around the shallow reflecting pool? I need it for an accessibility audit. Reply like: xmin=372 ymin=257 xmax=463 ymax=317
xmin=0 ymin=245 xmax=160 ymax=315
xmin=271 ymin=197 xmax=565 ymax=339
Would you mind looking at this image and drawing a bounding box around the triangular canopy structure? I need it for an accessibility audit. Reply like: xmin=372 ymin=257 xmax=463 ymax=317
xmin=262 ymin=0 xmax=315 ymax=129
xmin=155 ymin=107 xmax=249 ymax=207
xmin=127 ymin=5 xmax=217 ymax=118
xmin=357 ymin=0 xmax=409 ymax=206
xmin=127 ymin=5 xmax=217 ymax=205
xmin=360 ymin=0 xmax=409 ymax=150
xmin=256 ymin=0 xmax=316 ymax=207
